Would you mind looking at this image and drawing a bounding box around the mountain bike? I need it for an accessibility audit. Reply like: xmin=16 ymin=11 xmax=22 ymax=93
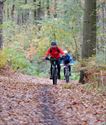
xmin=46 ymin=57 xmax=58 ymax=85
xmin=63 ymin=63 xmax=73 ymax=83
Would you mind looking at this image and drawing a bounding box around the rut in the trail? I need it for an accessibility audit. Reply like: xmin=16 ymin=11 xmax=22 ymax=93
xmin=38 ymin=85 xmax=64 ymax=125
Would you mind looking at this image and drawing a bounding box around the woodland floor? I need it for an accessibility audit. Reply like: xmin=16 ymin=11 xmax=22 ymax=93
xmin=0 ymin=69 xmax=106 ymax=125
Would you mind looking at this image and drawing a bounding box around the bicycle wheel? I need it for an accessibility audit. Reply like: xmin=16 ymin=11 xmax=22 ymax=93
xmin=52 ymin=67 xmax=58 ymax=85
xmin=65 ymin=67 xmax=69 ymax=83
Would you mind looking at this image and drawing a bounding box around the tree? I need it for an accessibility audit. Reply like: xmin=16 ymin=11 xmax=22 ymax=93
xmin=82 ymin=0 xmax=96 ymax=58
xmin=0 ymin=0 xmax=5 ymax=48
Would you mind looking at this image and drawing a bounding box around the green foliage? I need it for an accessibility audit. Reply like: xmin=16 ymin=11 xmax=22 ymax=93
xmin=4 ymin=48 xmax=29 ymax=70
xmin=20 ymin=3 xmax=35 ymax=10
xmin=37 ymin=37 xmax=50 ymax=56
xmin=5 ymin=47 xmax=37 ymax=75
xmin=0 ymin=50 xmax=8 ymax=68
xmin=71 ymin=72 xmax=79 ymax=80
xmin=3 ymin=47 xmax=50 ymax=77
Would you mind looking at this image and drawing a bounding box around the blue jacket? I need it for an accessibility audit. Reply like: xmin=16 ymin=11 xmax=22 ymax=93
xmin=63 ymin=54 xmax=74 ymax=64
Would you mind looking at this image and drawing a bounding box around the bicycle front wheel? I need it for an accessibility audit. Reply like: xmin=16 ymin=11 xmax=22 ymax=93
xmin=65 ymin=74 xmax=69 ymax=83
xmin=65 ymin=68 xmax=69 ymax=83
xmin=52 ymin=68 xmax=58 ymax=85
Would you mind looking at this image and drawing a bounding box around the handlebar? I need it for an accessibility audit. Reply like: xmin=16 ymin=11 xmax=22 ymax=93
xmin=60 ymin=63 xmax=74 ymax=67
xmin=45 ymin=57 xmax=59 ymax=61
xmin=45 ymin=56 xmax=64 ymax=61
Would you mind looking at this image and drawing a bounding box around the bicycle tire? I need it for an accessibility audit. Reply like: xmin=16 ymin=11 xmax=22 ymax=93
xmin=52 ymin=67 xmax=58 ymax=85
xmin=65 ymin=67 xmax=69 ymax=83
xmin=65 ymin=74 xmax=69 ymax=83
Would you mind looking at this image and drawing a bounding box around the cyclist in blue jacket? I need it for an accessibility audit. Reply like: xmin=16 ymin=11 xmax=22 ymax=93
xmin=63 ymin=50 xmax=74 ymax=76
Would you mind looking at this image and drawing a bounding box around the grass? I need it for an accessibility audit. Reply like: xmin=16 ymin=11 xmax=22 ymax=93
xmin=83 ymin=82 xmax=106 ymax=93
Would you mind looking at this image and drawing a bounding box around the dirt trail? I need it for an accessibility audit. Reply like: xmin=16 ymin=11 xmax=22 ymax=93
xmin=0 ymin=73 xmax=106 ymax=125
xmin=38 ymin=85 xmax=64 ymax=125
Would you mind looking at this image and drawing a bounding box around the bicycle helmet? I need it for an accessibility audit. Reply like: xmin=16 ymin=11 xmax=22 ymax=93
xmin=51 ymin=41 xmax=57 ymax=46
xmin=64 ymin=50 xmax=68 ymax=54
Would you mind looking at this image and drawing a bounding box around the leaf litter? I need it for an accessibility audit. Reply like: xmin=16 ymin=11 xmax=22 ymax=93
xmin=0 ymin=72 xmax=105 ymax=125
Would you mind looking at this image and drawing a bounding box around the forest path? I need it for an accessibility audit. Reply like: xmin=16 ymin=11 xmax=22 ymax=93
xmin=0 ymin=73 xmax=105 ymax=125
xmin=37 ymin=84 xmax=64 ymax=125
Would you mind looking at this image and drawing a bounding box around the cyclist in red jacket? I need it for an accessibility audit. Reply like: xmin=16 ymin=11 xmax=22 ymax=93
xmin=44 ymin=41 xmax=64 ymax=79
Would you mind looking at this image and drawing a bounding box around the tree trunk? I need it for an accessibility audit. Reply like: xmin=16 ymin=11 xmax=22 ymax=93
xmin=0 ymin=1 xmax=4 ymax=49
xmin=24 ymin=0 xmax=29 ymax=23
xmin=53 ymin=0 xmax=57 ymax=18
xmin=33 ymin=0 xmax=36 ymax=20
xmin=17 ymin=10 xmax=22 ymax=25
xmin=82 ymin=0 xmax=96 ymax=58
xmin=47 ymin=0 xmax=50 ymax=17
xmin=11 ymin=4 xmax=15 ymax=21
xmin=33 ymin=0 xmax=44 ymax=21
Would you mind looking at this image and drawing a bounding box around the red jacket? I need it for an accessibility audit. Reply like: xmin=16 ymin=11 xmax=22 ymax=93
xmin=45 ymin=47 xmax=64 ymax=59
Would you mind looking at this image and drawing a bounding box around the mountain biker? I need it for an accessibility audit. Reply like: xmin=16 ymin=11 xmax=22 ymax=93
xmin=62 ymin=50 xmax=74 ymax=76
xmin=43 ymin=41 xmax=64 ymax=79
